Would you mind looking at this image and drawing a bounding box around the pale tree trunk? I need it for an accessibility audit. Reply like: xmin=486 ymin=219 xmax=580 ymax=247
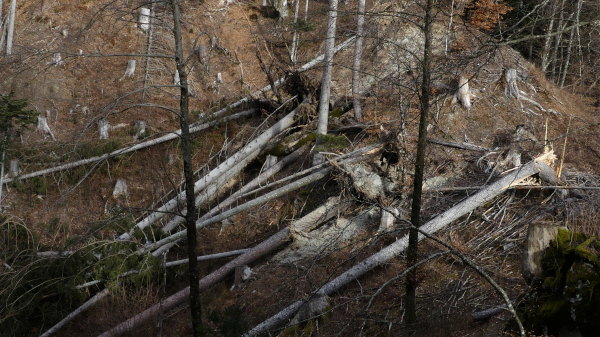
xmin=290 ymin=0 xmax=301 ymax=64
xmin=242 ymin=153 xmax=556 ymax=336
xmin=170 ymin=0 xmax=203 ymax=335
xmin=142 ymin=1 xmax=155 ymax=98
xmin=352 ymin=0 xmax=365 ymax=121
xmin=304 ymin=0 xmax=309 ymax=21
xmin=97 ymin=198 xmax=343 ymax=337
xmin=316 ymin=0 xmax=338 ymax=135
xmin=540 ymin=0 xmax=557 ymax=73
xmin=559 ymin=0 xmax=583 ymax=88
xmin=161 ymin=148 xmax=261 ymax=233
xmin=549 ymin=0 xmax=566 ymax=80
xmin=6 ymin=0 xmax=15 ymax=55
xmin=199 ymin=146 xmax=307 ymax=222
xmin=0 ymin=138 xmax=5 ymax=209
xmin=405 ymin=0 xmax=434 ymax=325
xmin=121 ymin=107 xmax=299 ymax=240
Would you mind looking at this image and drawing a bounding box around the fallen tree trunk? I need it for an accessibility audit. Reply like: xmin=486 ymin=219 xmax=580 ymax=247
xmin=3 ymin=109 xmax=256 ymax=184
xmin=428 ymin=138 xmax=489 ymax=152
xmin=97 ymin=198 xmax=344 ymax=337
xmin=160 ymin=148 xmax=262 ymax=233
xmin=40 ymin=289 xmax=110 ymax=337
xmin=198 ymin=146 xmax=308 ymax=222
xmin=148 ymin=144 xmax=380 ymax=255
xmin=121 ymin=105 xmax=302 ymax=240
xmin=152 ymin=144 xmax=379 ymax=256
xmin=471 ymin=305 xmax=507 ymax=321
xmin=242 ymin=152 xmax=556 ymax=336
xmin=146 ymin=166 xmax=332 ymax=253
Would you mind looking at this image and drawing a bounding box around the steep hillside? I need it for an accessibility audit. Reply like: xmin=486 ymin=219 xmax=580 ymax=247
xmin=0 ymin=1 xmax=599 ymax=337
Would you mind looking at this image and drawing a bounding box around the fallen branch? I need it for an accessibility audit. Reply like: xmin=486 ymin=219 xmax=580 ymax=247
xmin=471 ymin=305 xmax=507 ymax=321
xmin=3 ymin=109 xmax=255 ymax=184
xmin=428 ymin=139 xmax=489 ymax=152
xmin=426 ymin=184 xmax=599 ymax=193
xmin=242 ymin=152 xmax=554 ymax=336
xmin=74 ymin=249 xmax=250 ymax=290
xmin=97 ymin=198 xmax=344 ymax=337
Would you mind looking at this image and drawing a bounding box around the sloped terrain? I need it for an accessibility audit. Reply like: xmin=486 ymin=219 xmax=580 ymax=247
xmin=0 ymin=1 xmax=599 ymax=337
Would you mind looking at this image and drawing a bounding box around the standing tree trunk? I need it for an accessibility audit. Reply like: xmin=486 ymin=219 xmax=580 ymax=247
xmin=559 ymin=0 xmax=583 ymax=87
xmin=5 ymin=0 xmax=15 ymax=55
xmin=540 ymin=0 xmax=557 ymax=73
xmin=352 ymin=0 xmax=365 ymax=121
xmin=304 ymin=0 xmax=309 ymax=21
xmin=290 ymin=0 xmax=301 ymax=64
xmin=169 ymin=0 xmax=204 ymax=336
xmin=549 ymin=0 xmax=566 ymax=80
xmin=316 ymin=0 xmax=338 ymax=135
xmin=405 ymin=0 xmax=434 ymax=326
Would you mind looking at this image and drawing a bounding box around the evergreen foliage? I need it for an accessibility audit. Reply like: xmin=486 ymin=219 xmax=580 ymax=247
xmin=0 ymin=93 xmax=38 ymax=135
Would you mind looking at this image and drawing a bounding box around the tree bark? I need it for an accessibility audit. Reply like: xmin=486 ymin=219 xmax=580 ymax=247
xmin=170 ymin=1 xmax=203 ymax=335
xmin=5 ymin=0 xmax=15 ymax=55
xmin=316 ymin=0 xmax=339 ymax=135
xmin=290 ymin=0 xmax=301 ymax=64
xmin=97 ymin=198 xmax=342 ymax=337
xmin=242 ymin=153 xmax=556 ymax=336
xmin=406 ymin=0 xmax=434 ymax=325
xmin=352 ymin=0 xmax=366 ymax=121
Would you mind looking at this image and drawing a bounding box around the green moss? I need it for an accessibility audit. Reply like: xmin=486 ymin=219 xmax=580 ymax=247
xmin=268 ymin=133 xmax=316 ymax=156
xmin=329 ymin=107 xmax=346 ymax=118
xmin=512 ymin=229 xmax=600 ymax=335
xmin=314 ymin=134 xmax=349 ymax=152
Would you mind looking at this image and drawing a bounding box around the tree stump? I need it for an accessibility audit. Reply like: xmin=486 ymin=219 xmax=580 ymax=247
xmin=121 ymin=60 xmax=136 ymax=80
xmin=112 ymin=179 xmax=128 ymax=199
xmin=522 ymin=223 xmax=566 ymax=281
xmin=138 ymin=8 xmax=151 ymax=32
xmin=98 ymin=118 xmax=109 ymax=139
xmin=37 ymin=115 xmax=56 ymax=140
xmin=133 ymin=120 xmax=146 ymax=140
xmin=9 ymin=159 xmax=19 ymax=178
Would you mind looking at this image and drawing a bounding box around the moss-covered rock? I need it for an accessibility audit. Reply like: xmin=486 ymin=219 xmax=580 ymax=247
xmin=513 ymin=229 xmax=600 ymax=336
